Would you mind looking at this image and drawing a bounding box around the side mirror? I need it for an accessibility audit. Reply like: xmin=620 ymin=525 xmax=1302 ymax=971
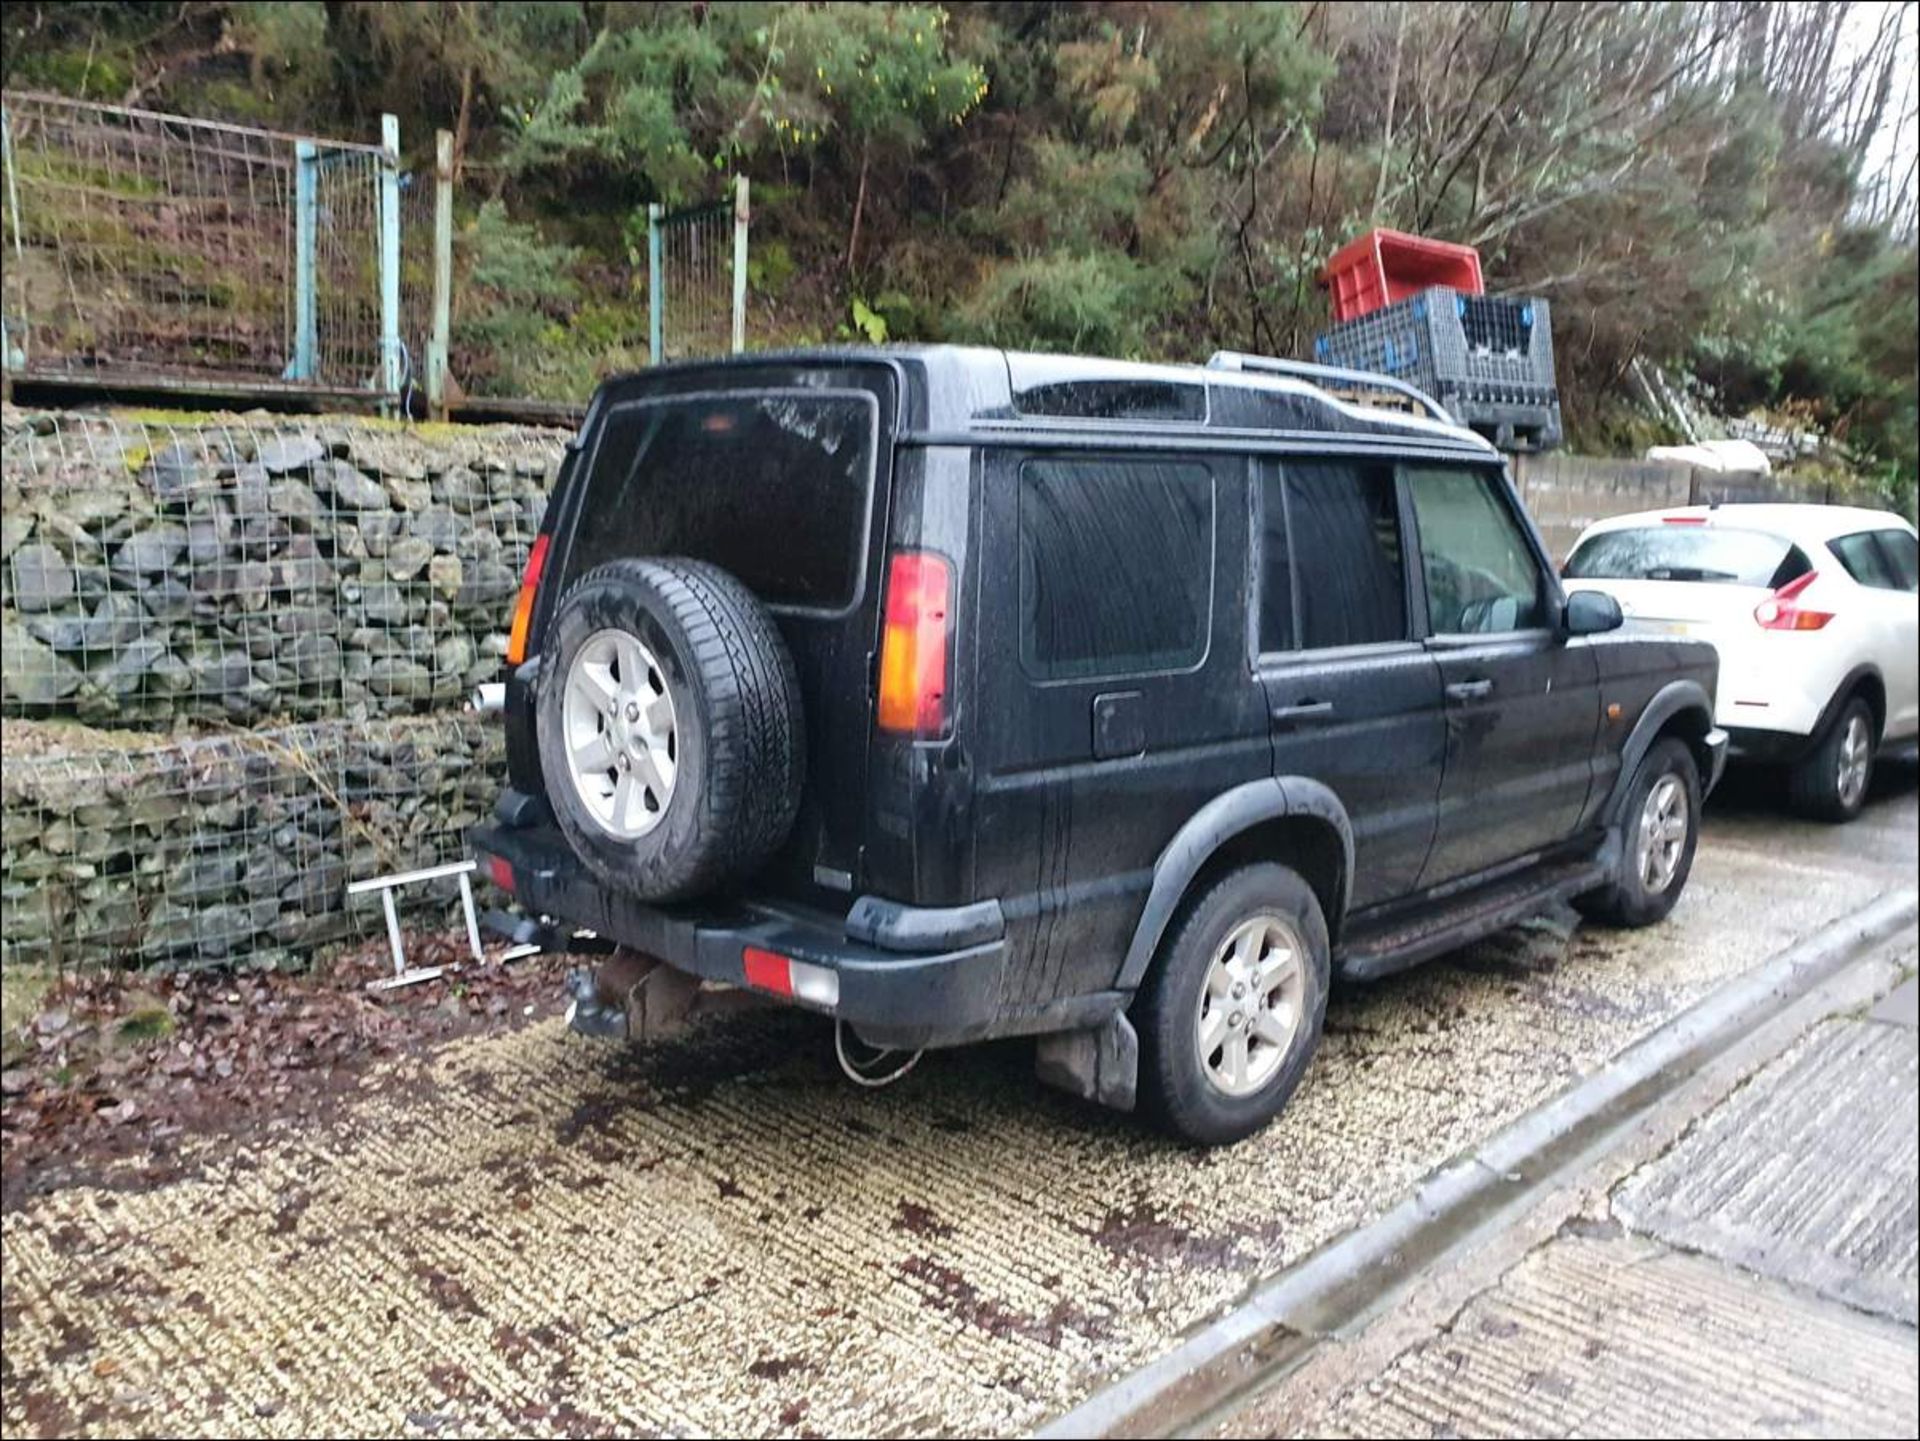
xmin=1564 ymin=589 xmax=1624 ymax=636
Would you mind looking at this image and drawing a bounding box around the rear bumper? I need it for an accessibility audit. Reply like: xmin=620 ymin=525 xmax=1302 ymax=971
xmin=468 ymin=821 xmax=1008 ymax=1050
xmin=1725 ymin=725 xmax=1816 ymax=765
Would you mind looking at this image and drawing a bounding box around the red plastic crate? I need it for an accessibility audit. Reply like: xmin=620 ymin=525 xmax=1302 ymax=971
xmin=1321 ymin=228 xmax=1484 ymax=323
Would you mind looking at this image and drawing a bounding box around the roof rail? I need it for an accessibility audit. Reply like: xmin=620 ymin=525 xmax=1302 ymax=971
xmin=1205 ymin=350 xmax=1455 ymax=426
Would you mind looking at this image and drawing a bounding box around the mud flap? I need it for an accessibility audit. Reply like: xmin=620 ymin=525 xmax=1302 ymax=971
xmin=1034 ymin=1012 xmax=1139 ymax=1112
xmin=563 ymin=948 xmax=705 ymax=1043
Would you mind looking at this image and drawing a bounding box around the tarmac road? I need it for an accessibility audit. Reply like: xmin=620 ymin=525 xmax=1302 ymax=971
xmin=2 ymin=762 xmax=1915 ymax=1438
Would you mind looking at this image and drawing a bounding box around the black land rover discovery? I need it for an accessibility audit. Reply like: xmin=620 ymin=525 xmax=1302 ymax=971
xmin=471 ymin=346 xmax=1726 ymax=1145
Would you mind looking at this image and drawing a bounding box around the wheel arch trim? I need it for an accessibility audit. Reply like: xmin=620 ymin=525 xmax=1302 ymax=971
xmin=1116 ymin=777 xmax=1355 ymax=992
xmin=1602 ymin=679 xmax=1715 ymax=825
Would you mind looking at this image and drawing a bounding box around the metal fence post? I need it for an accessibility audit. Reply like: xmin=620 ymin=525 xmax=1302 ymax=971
xmin=429 ymin=128 xmax=453 ymax=420
xmin=2 ymin=103 xmax=24 ymax=378
xmin=648 ymin=202 xmax=665 ymax=366
xmin=379 ymin=114 xmax=403 ymax=405
xmin=731 ymin=176 xmax=749 ymax=354
xmin=286 ymin=140 xmax=318 ymax=382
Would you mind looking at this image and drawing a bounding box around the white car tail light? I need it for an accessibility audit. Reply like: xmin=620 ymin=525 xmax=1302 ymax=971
xmin=1753 ymin=571 xmax=1834 ymax=631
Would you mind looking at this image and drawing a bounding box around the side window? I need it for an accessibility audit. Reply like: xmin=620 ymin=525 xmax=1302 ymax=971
xmin=1406 ymin=467 xmax=1547 ymax=634
xmin=1874 ymin=529 xmax=1920 ymax=592
xmin=1017 ymin=457 xmax=1214 ymax=680
xmin=1282 ymin=462 xmax=1407 ymax=649
xmin=1832 ymin=530 xmax=1909 ymax=592
xmin=1257 ymin=472 xmax=1294 ymax=652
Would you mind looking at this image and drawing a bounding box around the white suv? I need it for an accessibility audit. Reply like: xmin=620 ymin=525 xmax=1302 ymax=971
xmin=1563 ymin=503 xmax=1918 ymax=821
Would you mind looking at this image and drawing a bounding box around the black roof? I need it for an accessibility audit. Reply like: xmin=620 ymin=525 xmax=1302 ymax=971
xmin=594 ymin=344 xmax=1497 ymax=458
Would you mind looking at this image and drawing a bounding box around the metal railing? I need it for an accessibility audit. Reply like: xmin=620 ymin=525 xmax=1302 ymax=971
xmin=647 ymin=178 xmax=750 ymax=366
xmin=1 ymin=92 xmax=401 ymax=399
xmin=2 ymin=94 xmax=754 ymax=410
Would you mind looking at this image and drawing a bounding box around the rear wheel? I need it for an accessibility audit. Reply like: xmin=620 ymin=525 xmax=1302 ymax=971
xmin=1577 ymin=736 xmax=1700 ymax=927
xmin=1134 ymin=864 xmax=1329 ymax=1147
xmin=1786 ymin=696 xmax=1875 ymax=823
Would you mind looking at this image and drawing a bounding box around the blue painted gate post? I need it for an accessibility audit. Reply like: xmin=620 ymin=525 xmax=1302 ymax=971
xmin=379 ymin=114 xmax=403 ymax=404
xmin=647 ymin=202 xmax=664 ymax=366
xmin=286 ymin=141 xmax=318 ymax=381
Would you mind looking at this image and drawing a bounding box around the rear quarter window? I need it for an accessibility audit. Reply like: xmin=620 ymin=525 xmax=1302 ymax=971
xmin=1831 ymin=529 xmax=1918 ymax=592
xmin=1017 ymin=457 xmax=1214 ymax=680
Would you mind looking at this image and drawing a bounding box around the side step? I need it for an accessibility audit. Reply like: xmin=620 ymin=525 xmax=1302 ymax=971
xmin=1337 ymin=857 xmax=1607 ymax=983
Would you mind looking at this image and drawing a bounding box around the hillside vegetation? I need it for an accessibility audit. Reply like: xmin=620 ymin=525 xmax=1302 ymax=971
xmin=4 ymin=1 xmax=1915 ymax=502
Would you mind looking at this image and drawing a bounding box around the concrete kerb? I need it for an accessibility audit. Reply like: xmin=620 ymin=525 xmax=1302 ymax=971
xmin=1035 ymin=887 xmax=1920 ymax=1441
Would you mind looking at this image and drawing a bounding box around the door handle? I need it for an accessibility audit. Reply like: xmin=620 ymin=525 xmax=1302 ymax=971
xmin=1271 ymin=699 xmax=1336 ymax=724
xmin=1445 ymin=678 xmax=1494 ymax=702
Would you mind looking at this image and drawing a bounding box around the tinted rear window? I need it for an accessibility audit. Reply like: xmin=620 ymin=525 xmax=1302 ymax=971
xmin=567 ymin=390 xmax=877 ymax=610
xmin=1018 ymin=457 xmax=1214 ymax=680
xmin=1564 ymin=526 xmax=1810 ymax=588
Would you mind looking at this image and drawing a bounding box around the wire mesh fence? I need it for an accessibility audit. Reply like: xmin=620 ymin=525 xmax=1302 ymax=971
xmin=2 ymin=404 xmax=569 ymax=974
xmin=309 ymin=145 xmax=391 ymax=393
xmin=3 ymin=91 xmax=754 ymax=408
xmin=1 ymin=92 xmax=393 ymax=395
xmin=399 ymin=163 xmax=438 ymax=406
xmin=653 ymin=196 xmax=742 ymax=365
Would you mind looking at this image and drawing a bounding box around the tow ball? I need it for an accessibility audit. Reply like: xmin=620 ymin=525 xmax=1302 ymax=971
xmin=562 ymin=949 xmax=706 ymax=1043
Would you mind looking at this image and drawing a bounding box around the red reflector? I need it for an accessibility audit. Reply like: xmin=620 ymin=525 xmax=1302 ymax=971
xmin=506 ymin=532 xmax=551 ymax=666
xmin=1663 ymin=515 xmax=1709 ymax=524
xmin=486 ymin=855 xmax=514 ymax=892
xmin=877 ymin=550 xmax=953 ymax=736
xmin=742 ymin=946 xmax=794 ymax=996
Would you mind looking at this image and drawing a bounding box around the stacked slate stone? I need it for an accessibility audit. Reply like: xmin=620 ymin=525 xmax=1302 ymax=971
xmin=0 ymin=408 xmax=568 ymax=971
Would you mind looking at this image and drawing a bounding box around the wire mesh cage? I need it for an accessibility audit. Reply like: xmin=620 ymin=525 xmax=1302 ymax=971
xmin=1 ymin=715 xmax=502 ymax=974
xmin=1315 ymin=287 xmax=1563 ymax=451
xmin=1 ymin=405 xmax=568 ymax=974
xmin=0 ymin=92 xmax=392 ymax=396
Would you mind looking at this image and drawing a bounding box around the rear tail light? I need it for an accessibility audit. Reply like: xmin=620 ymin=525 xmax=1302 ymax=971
xmin=1753 ymin=570 xmax=1833 ymax=631
xmin=485 ymin=854 xmax=515 ymax=892
xmin=505 ymin=533 xmax=551 ymax=665
xmin=1663 ymin=514 xmax=1709 ymax=524
xmin=876 ymin=550 xmax=952 ymax=736
xmin=742 ymin=946 xmax=840 ymax=1007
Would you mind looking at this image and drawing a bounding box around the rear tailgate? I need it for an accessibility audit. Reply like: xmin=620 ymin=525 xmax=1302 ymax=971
xmin=1572 ymin=577 xmax=1774 ymax=636
xmin=525 ymin=360 xmax=901 ymax=905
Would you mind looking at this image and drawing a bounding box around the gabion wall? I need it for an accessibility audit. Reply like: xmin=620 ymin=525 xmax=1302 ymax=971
xmin=2 ymin=717 xmax=500 ymax=972
xmin=1 ymin=407 xmax=570 ymax=971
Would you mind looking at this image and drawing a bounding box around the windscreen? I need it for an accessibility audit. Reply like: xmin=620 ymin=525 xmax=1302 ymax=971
xmin=1563 ymin=526 xmax=1807 ymax=588
xmin=567 ymin=389 xmax=878 ymax=610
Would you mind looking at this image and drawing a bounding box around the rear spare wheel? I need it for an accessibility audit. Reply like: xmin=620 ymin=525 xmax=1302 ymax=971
xmin=537 ymin=558 xmax=804 ymax=901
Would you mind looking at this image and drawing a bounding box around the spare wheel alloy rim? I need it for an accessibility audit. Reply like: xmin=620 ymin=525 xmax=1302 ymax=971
xmin=562 ymin=628 xmax=679 ymax=840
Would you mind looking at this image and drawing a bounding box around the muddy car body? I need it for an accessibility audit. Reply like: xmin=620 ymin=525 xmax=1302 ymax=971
xmin=471 ymin=345 xmax=1725 ymax=1143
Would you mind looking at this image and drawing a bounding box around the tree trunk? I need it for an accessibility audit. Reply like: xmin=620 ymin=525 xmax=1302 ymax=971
xmin=1374 ymin=2 xmax=1407 ymax=221
xmin=452 ymin=64 xmax=475 ymax=184
xmin=846 ymin=141 xmax=871 ymax=274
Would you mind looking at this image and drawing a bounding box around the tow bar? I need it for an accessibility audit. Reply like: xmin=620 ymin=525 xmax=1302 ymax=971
xmin=478 ymin=905 xmax=710 ymax=1044
xmin=562 ymin=949 xmax=705 ymax=1043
